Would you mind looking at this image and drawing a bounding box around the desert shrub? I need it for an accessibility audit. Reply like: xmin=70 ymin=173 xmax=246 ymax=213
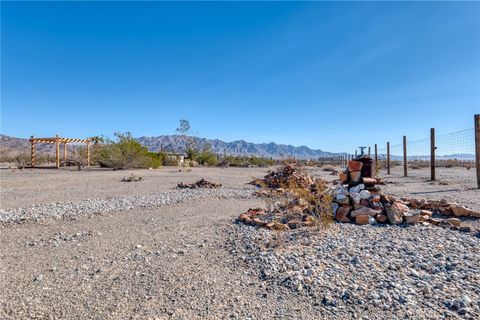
xmin=98 ymin=132 xmax=155 ymax=169
xmin=15 ymin=153 xmax=31 ymax=169
xmin=185 ymin=147 xmax=198 ymax=161
xmin=376 ymin=160 xmax=401 ymax=169
xmin=145 ymin=152 xmax=161 ymax=169
xmin=219 ymin=155 xmax=275 ymax=167
xmin=196 ymin=151 xmax=218 ymax=166
xmin=158 ymin=152 xmax=178 ymax=166
xmin=409 ymin=160 xmax=430 ymax=169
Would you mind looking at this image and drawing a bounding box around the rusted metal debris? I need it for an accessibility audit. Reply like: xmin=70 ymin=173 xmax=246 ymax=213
xmin=177 ymin=178 xmax=222 ymax=189
xmin=121 ymin=175 xmax=143 ymax=182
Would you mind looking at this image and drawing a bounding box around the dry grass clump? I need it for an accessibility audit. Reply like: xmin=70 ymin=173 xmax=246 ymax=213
xmin=321 ymin=165 xmax=337 ymax=172
xmin=242 ymin=164 xmax=333 ymax=230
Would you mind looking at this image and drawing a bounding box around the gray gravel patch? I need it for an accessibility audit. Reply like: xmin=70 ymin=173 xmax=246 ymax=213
xmin=0 ymin=187 xmax=254 ymax=223
xmin=229 ymin=223 xmax=480 ymax=319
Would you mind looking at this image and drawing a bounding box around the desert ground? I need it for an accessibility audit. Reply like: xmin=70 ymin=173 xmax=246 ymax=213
xmin=0 ymin=165 xmax=479 ymax=319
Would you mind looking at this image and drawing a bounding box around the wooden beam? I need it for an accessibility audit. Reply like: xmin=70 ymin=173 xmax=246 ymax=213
xmin=55 ymin=135 xmax=60 ymax=169
xmin=30 ymin=136 xmax=35 ymax=167
xmin=63 ymin=143 xmax=67 ymax=164
xmin=86 ymin=141 xmax=91 ymax=166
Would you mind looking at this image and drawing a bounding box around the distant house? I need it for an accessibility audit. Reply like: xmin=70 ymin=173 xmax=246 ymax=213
xmin=160 ymin=143 xmax=186 ymax=165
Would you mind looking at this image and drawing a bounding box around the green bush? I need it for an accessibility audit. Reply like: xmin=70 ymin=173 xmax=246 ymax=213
xmin=98 ymin=132 xmax=158 ymax=169
xmin=196 ymin=151 xmax=218 ymax=166
xmin=145 ymin=152 xmax=161 ymax=169
xmin=158 ymin=152 xmax=179 ymax=166
xmin=220 ymin=155 xmax=275 ymax=167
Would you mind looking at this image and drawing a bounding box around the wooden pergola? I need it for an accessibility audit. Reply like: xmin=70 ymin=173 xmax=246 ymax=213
xmin=30 ymin=135 xmax=91 ymax=168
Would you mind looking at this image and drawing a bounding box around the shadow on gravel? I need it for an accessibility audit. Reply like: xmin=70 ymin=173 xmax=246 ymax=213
xmin=410 ymin=189 xmax=462 ymax=194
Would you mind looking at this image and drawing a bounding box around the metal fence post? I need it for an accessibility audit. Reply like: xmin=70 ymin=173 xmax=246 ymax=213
xmin=387 ymin=142 xmax=390 ymax=175
xmin=475 ymin=114 xmax=480 ymax=189
xmin=374 ymin=144 xmax=378 ymax=174
xmin=403 ymin=135 xmax=407 ymax=177
xmin=430 ymin=128 xmax=435 ymax=181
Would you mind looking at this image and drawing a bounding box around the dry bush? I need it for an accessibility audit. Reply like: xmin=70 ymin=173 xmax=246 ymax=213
xmin=15 ymin=153 xmax=31 ymax=169
xmin=321 ymin=165 xmax=337 ymax=172
xmin=376 ymin=160 xmax=401 ymax=169
xmin=409 ymin=160 xmax=430 ymax=170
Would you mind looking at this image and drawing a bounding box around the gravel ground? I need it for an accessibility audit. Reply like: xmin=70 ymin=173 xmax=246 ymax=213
xmin=1 ymin=199 xmax=330 ymax=319
xmin=0 ymin=187 xmax=254 ymax=223
xmin=0 ymin=166 xmax=269 ymax=209
xmin=229 ymin=223 xmax=480 ymax=319
xmin=1 ymin=166 xmax=479 ymax=319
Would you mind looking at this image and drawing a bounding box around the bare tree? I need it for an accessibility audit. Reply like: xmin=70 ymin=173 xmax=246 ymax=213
xmin=176 ymin=119 xmax=191 ymax=136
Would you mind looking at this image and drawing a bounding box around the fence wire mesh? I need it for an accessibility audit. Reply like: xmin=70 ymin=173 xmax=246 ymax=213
xmin=435 ymin=129 xmax=476 ymax=185
xmin=372 ymin=128 xmax=477 ymax=188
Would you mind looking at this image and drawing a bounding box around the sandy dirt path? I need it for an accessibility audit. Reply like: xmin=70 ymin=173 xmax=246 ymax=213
xmin=0 ymin=198 xmax=331 ymax=320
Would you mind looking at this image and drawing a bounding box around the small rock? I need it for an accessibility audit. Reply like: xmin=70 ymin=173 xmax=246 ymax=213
xmin=375 ymin=214 xmax=388 ymax=223
xmin=451 ymin=205 xmax=475 ymax=217
xmin=404 ymin=211 xmax=420 ymax=224
xmin=335 ymin=206 xmax=351 ymax=223
xmin=386 ymin=202 xmax=408 ymax=224
xmin=355 ymin=215 xmax=370 ymax=225
xmin=351 ymin=206 xmax=379 ymax=218
xmin=446 ymin=218 xmax=461 ymax=227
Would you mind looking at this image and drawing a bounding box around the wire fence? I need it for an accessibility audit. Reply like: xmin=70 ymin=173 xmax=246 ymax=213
xmin=369 ymin=124 xmax=478 ymax=188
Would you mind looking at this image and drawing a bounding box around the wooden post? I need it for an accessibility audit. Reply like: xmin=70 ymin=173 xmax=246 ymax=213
xmin=387 ymin=142 xmax=390 ymax=175
xmin=430 ymin=128 xmax=435 ymax=181
xmin=63 ymin=143 xmax=67 ymax=164
xmin=55 ymin=135 xmax=60 ymax=169
xmin=30 ymin=136 xmax=35 ymax=167
xmin=475 ymin=114 xmax=480 ymax=189
xmin=374 ymin=144 xmax=378 ymax=174
xmin=368 ymin=146 xmax=371 ymax=157
xmin=87 ymin=141 xmax=91 ymax=166
xmin=403 ymin=135 xmax=407 ymax=177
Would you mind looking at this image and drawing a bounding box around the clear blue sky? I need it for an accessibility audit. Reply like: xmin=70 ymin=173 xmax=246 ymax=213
xmin=1 ymin=1 xmax=479 ymax=152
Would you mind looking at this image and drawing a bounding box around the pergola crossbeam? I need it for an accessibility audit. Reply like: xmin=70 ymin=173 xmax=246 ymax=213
xmin=30 ymin=135 xmax=92 ymax=168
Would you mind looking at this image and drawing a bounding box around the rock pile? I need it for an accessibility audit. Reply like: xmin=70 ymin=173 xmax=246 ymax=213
xmin=240 ymin=165 xmax=331 ymax=230
xmin=333 ymin=158 xmax=480 ymax=231
xmin=177 ymin=178 xmax=222 ymax=189
xmin=238 ymin=207 xmax=317 ymax=230
xmin=249 ymin=164 xmax=314 ymax=189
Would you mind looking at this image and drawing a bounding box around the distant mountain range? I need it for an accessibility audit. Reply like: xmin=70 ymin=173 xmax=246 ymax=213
xmin=2 ymin=134 xmax=474 ymax=160
xmin=138 ymin=135 xmax=341 ymax=159
xmin=0 ymin=134 xmax=341 ymax=159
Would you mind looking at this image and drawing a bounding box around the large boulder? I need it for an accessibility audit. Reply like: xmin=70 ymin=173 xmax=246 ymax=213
xmin=386 ymin=202 xmax=409 ymax=224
